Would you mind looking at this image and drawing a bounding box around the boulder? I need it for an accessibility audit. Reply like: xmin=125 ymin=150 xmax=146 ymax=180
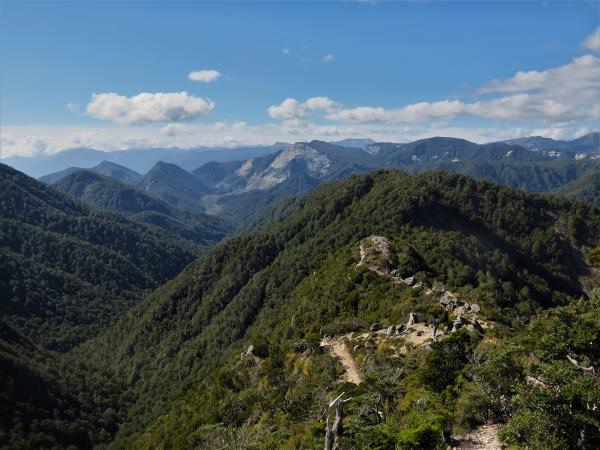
xmin=385 ymin=325 xmax=395 ymax=336
xmin=470 ymin=303 xmax=481 ymax=313
xmin=451 ymin=315 xmax=463 ymax=333
xmin=404 ymin=276 xmax=415 ymax=286
xmin=407 ymin=312 xmax=418 ymax=326
xmin=370 ymin=322 xmax=383 ymax=332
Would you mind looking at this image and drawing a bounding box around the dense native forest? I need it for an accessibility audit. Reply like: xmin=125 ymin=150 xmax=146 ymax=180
xmin=551 ymin=172 xmax=600 ymax=206
xmin=1 ymin=160 xmax=600 ymax=449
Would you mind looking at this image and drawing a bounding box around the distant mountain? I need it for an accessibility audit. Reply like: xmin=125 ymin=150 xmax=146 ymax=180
xmin=0 ymin=163 xmax=199 ymax=351
xmin=87 ymin=160 xmax=143 ymax=184
xmin=136 ymin=161 xmax=210 ymax=213
xmin=550 ymin=171 xmax=600 ymax=206
xmin=28 ymin=134 xmax=600 ymax=227
xmin=39 ymin=160 xmax=142 ymax=184
xmin=54 ymin=170 xmax=229 ymax=245
xmin=4 ymin=143 xmax=290 ymax=178
xmin=329 ymin=138 xmax=376 ymax=148
xmin=501 ymin=132 xmax=599 ymax=155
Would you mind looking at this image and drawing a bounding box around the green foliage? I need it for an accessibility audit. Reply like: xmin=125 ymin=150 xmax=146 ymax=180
xmin=551 ymin=171 xmax=600 ymax=206
xmin=78 ymin=170 xmax=598 ymax=449
xmin=3 ymin=166 xmax=600 ymax=449
xmin=54 ymin=169 xmax=230 ymax=246
xmin=0 ymin=163 xmax=200 ymax=350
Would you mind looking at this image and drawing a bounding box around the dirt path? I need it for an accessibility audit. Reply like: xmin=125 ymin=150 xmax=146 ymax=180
xmin=321 ymin=338 xmax=363 ymax=384
xmin=451 ymin=424 xmax=503 ymax=449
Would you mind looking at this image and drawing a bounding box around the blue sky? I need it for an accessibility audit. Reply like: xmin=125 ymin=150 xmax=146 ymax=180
xmin=1 ymin=1 xmax=599 ymax=156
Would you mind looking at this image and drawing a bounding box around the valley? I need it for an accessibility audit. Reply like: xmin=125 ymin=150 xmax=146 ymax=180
xmin=2 ymin=156 xmax=599 ymax=449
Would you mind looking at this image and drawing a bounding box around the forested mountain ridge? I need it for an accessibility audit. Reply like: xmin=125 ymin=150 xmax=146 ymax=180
xmin=73 ymin=169 xmax=600 ymax=449
xmin=551 ymin=171 xmax=600 ymax=206
xmin=53 ymin=169 xmax=230 ymax=246
xmin=501 ymin=131 xmax=599 ymax=153
xmin=35 ymin=135 xmax=600 ymax=227
xmin=0 ymin=163 xmax=201 ymax=351
xmin=39 ymin=160 xmax=143 ymax=185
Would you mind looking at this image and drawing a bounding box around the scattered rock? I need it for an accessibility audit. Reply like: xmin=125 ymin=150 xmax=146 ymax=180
xmin=452 ymin=315 xmax=463 ymax=333
xmin=404 ymin=276 xmax=415 ymax=286
xmin=470 ymin=303 xmax=481 ymax=313
xmin=385 ymin=325 xmax=395 ymax=336
xmin=407 ymin=312 xmax=418 ymax=326
xmin=451 ymin=424 xmax=503 ymax=449
xmin=370 ymin=322 xmax=383 ymax=332
xmin=472 ymin=320 xmax=484 ymax=334
xmin=357 ymin=236 xmax=394 ymax=276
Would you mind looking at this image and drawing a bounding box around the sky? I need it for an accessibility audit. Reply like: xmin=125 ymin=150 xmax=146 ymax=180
xmin=1 ymin=0 xmax=599 ymax=157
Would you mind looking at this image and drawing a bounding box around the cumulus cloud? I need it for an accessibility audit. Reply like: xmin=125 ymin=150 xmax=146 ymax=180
xmin=268 ymin=53 xmax=600 ymax=126
xmin=322 ymin=53 xmax=335 ymax=63
xmin=583 ymin=26 xmax=600 ymax=52
xmin=86 ymin=92 xmax=214 ymax=125
xmin=267 ymin=98 xmax=308 ymax=120
xmin=328 ymin=100 xmax=466 ymax=123
xmin=305 ymin=96 xmax=337 ymax=111
xmin=267 ymin=96 xmax=338 ymax=121
xmin=188 ymin=69 xmax=221 ymax=82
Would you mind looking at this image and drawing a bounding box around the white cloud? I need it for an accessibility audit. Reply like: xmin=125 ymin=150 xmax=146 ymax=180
xmin=86 ymin=92 xmax=214 ymax=125
xmin=268 ymin=54 xmax=600 ymax=126
xmin=282 ymin=48 xmax=291 ymax=55
xmin=322 ymin=53 xmax=335 ymax=63
xmin=305 ymin=96 xmax=337 ymax=111
xmin=160 ymin=123 xmax=188 ymax=137
xmin=187 ymin=69 xmax=221 ymax=82
xmin=267 ymin=98 xmax=307 ymax=120
xmin=2 ymin=121 xmax=593 ymax=159
xmin=583 ymin=26 xmax=600 ymax=52
xmin=327 ymin=100 xmax=466 ymax=123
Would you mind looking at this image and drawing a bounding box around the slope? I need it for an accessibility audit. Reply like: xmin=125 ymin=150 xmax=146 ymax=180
xmin=0 ymin=163 xmax=199 ymax=351
xmin=78 ymin=169 xmax=600 ymax=447
xmin=53 ymin=170 xmax=229 ymax=246
xmin=551 ymin=171 xmax=600 ymax=206
xmin=135 ymin=161 xmax=210 ymax=213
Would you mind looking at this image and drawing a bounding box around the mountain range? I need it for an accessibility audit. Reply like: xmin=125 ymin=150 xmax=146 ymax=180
xmin=3 ymin=143 xmax=291 ymax=178
xmin=4 ymin=170 xmax=600 ymax=448
xmin=37 ymin=133 xmax=600 ymax=226
xmin=1 ymin=133 xmax=600 ymax=450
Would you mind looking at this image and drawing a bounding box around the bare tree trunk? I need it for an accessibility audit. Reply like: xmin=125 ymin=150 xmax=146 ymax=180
xmin=323 ymin=393 xmax=351 ymax=450
xmin=332 ymin=401 xmax=344 ymax=450
xmin=324 ymin=415 xmax=333 ymax=450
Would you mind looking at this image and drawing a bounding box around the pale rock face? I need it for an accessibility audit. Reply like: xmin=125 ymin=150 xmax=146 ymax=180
xmin=244 ymin=170 xmax=290 ymax=192
xmin=364 ymin=144 xmax=381 ymax=155
xmin=270 ymin=143 xmax=331 ymax=177
xmin=236 ymin=159 xmax=254 ymax=177
xmin=242 ymin=143 xmax=331 ymax=192
xmin=575 ymin=153 xmax=587 ymax=160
